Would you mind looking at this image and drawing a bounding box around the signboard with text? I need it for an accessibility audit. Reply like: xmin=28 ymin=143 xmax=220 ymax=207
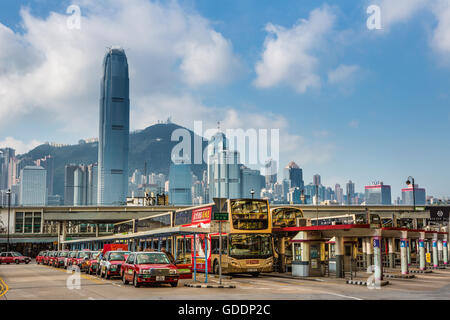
xmin=427 ymin=206 xmax=450 ymax=223
xmin=213 ymin=212 xmax=229 ymax=221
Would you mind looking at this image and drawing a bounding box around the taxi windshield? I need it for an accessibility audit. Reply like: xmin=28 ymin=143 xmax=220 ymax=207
xmin=109 ymin=252 xmax=128 ymax=261
xmin=59 ymin=252 xmax=68 ymax=257
xmin=136 ymin=253 xmax=170 ymax=265
xmin=77 ymin=252 xmax=90 ymax=258
xmin=12 ymin=252 xmax=22 ymax=257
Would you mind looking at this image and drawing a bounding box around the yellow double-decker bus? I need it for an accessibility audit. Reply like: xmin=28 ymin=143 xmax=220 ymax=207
xmin=173 ymin=198 xmax=273 ymax=277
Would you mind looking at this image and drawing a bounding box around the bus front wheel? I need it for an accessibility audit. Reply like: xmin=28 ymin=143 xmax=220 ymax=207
xmin=250 ymin=272 xmax=260 ymax=277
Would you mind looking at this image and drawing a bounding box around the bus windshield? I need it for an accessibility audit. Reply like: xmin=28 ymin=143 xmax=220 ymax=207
xmin=272 ymin=208 xmax=302 ymax=228
xmin=229 ymin=234 xmax=272 ymax=259
xmin=230 ymin=199 xmax=269 ymax=230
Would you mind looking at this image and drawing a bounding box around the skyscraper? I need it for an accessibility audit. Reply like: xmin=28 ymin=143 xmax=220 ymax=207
xmin=264 ymin=159 xmax=277 ymax=186
xmin=335 ymin=184 xmax=343 ymax=204
xmin=19 ymin=166 xmax=47 ymax=206
xmin=283 ymin=161 xmax=304 ymax=190
xmin=241 ymin=166 xmax=263 ymax=199
xmin=346 ymin=180 xmax=355 ymax=205
xmin=64 ymin=164 xmax=78 ymax=205
xmin=402 ymin=184 xmax=426 ymax=205
xmin=98 ymin=47 xmax=130 ymax=205
xmin=35 ymin=155 xmax=54 ymax=196
xmin=364 ymin=182 xmax=391 ymax=205
xmin=313 ymin=174 xmax=321 ymax=186
xmin=168 ymin=162 xmax=192 ymax=205
xmin=0 ymin=148 xmax=17 ymax=190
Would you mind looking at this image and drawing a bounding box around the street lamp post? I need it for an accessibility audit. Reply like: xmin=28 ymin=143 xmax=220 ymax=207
xmin=315 ymin=184 xmax=319 ymax=223
xmin=6 ymin=189 xmax=11 ymax=252
xmin=406 ymin=176 xmax=416 ymax=212
xmin=250 ymin=189 xmax=255 ymax=199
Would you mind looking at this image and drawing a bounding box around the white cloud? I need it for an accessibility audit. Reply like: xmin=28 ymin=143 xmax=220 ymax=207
xmin=328 ymin=64 xmax=360 ymax=84
xmin=367 ymin=0 xmax=450 ymax=62
xmin=0 ymin=0 xmax=336 ymax=165
xmin=253 ymin=6 xmax=336 ymax=93
xmin=0 ymin=137 xmax=42 ymax=154
xmin=370 ymin=0 xmax=428 ymax=29
xmin=430 ymin=1 xmax=450 ymax=59
xmin=0 ymin=0 xmax=240 ymax=135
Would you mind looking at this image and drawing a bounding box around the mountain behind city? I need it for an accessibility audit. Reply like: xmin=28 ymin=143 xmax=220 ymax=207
xmin=17 ymin=123 xmax=208 ymax=197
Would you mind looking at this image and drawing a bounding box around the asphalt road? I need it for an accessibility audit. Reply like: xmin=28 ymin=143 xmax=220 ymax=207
xmin=1 ymin=262 xmax=450 ymax=300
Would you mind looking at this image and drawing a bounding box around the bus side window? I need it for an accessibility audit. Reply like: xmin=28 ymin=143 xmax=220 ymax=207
xmin=222 ymin=236 xmax=227 ymax=255
xmin=211 ymin=237 xmax=219 ymax=254
xmin=187 ymin=238 xmax=192 ymax=253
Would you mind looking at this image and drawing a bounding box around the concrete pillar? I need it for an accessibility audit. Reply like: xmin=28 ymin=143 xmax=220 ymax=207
xmin=388 ymin=238 xmax=395 ymax=269
xmin=362 ymin=238 xmax=367 ymax=269
xmin=279 ymin=237 xmax=286 ymax=273
xmin=443 ymin=240 xmax=448 ymax=265
xmin=96 ymin=224 xmax=99 ymax=238
xmin=400 ymin=238 xmax=409 ymax=274
xmin=373 ymin=236 xmax=383 ymax=281
xmin=335 ymin=236 xmax=345 ymax=278
xmin=366 ymin=237 xmax=374 ymax=267
xmin=301 ymin=241 xmax=310 ymax=277
xmin=419 ymin=238 xmax=426 ymax=270
xmin=432 ymin=239 xmax=439 ymax=268
xmin=407 ymin=240 xmax=411 ymax=266
xmin=61 ymin=221 xmax=67 ymax=251
xmin=438 ymin=240 xmax=443 ymax=264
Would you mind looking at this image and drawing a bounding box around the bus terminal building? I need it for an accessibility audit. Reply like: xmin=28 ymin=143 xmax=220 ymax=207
xmin=0 ymin=203 xmax=449 ymax=280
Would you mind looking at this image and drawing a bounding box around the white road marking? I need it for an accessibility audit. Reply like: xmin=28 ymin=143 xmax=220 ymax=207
xmin=325 ymin=292 xmax=363 ymax=300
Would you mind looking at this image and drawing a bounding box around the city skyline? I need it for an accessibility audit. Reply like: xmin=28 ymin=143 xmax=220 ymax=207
xmin=0 ymin=1 xmax=449 ymax=198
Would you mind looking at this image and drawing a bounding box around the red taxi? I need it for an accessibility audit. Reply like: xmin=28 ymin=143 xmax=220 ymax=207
xmin=0 ymin=252 xmax=31 ymax=264
xmin=72 ymin=251 xmax=91 ymax=269
xmin=42 ymin=251 xmax=52 ymax=265
xmin=82 ymin=251 xmax=101 ymax=275
xmin=54 ymin=251 xmax=70 ymax=268
xmin=121 ymin=252 xmax=179 ymax=288
xmin=36 ymin=251 xmax=48 ymax=264
xmin=99 ymin=250 xmax=130 ymax=279
xmin=64 ymin=251 xmax=77 ymax=268
xmin=48 ymin=251 xmax=59 ymax=266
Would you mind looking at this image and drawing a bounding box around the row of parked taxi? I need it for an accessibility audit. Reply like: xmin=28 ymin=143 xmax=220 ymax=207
xmin=36 ymin=247 xmax=182 ymax=288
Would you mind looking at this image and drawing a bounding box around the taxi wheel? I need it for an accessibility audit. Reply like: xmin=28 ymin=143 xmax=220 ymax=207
xmin=25 ymin=260 xmax=30 ymax=264
xmin=15 ymin=260 xmax=20 ymax=264
xmin=122 ymin=273 xmax=129 ymax=285
xmin=133 ymin=274 xmax=140 ymax=288
xmin=170 ymin=281 xmax=178 ymax=287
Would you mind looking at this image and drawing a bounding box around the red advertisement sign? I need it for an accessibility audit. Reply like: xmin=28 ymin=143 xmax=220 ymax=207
xmin=192 ymin=207 xmax=212 ymax=223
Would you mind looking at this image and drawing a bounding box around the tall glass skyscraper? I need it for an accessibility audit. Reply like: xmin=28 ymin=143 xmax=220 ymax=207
xmin=283 ymin=161 xmax=304 ymax=190
xmin=98 ymin=47 xmax=130 ymax=205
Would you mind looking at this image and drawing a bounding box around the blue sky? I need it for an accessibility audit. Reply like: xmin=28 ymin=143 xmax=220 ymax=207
xmin=0 ymin=0 xmax=449 ymax=198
